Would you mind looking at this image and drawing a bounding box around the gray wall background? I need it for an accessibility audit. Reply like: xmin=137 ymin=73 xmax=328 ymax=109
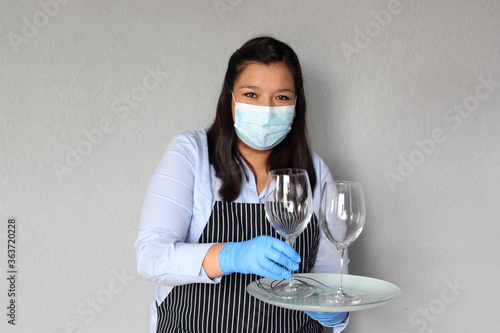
xmin=1 ymin=1 xmax=499 ymax=332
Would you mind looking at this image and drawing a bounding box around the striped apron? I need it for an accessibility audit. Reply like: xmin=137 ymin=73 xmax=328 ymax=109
xmin=156 ymin=201 xmax=322 ymax=333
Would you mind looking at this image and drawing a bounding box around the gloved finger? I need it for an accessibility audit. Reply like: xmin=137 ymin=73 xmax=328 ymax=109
xmin=254 ymin=265 xmax=289 ymax=280
xmin=270 ymin=239 xmax=301 ymax=263
xmin=257 ymin=258 xmax=291 ymax=280
xmin=305 ymin=311 xmax=348 ymax=325
xmin=266 ymin=247 xmax=300 ymax=271
xmin=305 ymin=311 xmax=330 ymax=320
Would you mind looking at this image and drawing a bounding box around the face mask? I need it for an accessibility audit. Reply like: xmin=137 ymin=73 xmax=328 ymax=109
xmin=232 ymin=93 xmax=295 ymax=150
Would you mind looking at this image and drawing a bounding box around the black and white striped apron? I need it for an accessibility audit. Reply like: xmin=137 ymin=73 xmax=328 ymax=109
xmin=156 ymin=201 xmax=322 ymax=333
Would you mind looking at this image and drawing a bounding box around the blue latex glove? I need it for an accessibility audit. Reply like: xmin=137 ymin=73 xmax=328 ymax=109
xmin=305 ymin=311 xmax=348 ymax=326
xmin=218 ymin=235 xmax=301 ymax=280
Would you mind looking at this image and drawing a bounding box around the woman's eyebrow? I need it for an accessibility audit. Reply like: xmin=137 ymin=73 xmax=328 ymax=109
xmin=237 ymin=85 xmax=295 ymax=94
xmin=237 ymin=85 xmax=261 ymax=90
xmin=275 ymin=88 xmax=295 ymax=94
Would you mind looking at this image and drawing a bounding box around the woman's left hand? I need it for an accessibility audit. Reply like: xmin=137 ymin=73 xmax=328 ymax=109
xmin=304 ymin=311 xmax=348 ymax=326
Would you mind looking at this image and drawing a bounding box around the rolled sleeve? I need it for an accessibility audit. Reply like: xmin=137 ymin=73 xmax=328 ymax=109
xmin=135 ymin=229 xmax=218 ymax=285
xmin=135 ymin=130 xmax=218 ymax=287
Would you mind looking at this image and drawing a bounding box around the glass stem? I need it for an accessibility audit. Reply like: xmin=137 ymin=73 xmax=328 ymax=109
xmin=337 ymin=247 xmax=346 ymax=293
xmin=286 ymin=237 xmax=296 ymax=285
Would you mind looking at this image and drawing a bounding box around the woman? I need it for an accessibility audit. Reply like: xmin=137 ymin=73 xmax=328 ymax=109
xmin=135 ymin=36 xmax=349 ymax=332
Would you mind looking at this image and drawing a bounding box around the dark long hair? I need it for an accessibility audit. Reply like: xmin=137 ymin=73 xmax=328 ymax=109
xmin=207 ymin=36 xmax=316 ymax=201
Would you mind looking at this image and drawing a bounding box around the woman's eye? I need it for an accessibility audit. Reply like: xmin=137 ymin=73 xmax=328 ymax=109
xmin=276 ymin=95 xmax=291 ymax=100
xmin=244 ymin=92 xmax=257 ymax=98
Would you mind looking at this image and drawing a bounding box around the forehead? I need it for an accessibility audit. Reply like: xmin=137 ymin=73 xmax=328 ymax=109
xmin=235 ymin=62 xmax=295 ymax=91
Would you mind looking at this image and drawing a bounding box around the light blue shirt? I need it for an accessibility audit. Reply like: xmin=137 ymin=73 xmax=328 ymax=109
xmin=135 ymin=129 xmax=347 ymax=332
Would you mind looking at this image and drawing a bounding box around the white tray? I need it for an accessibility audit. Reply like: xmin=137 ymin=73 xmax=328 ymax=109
xmin=246 ymin=273 xmax=400 ymax=312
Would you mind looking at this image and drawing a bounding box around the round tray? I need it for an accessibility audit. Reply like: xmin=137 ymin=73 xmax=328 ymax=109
xmin=246 ymin=273 xmax=401 ymax=312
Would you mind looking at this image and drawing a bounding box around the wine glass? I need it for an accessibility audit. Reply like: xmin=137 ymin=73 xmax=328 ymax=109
xmin=264 ymin=168 xmax=315 ymax=299
xmin=320 ymin=181 xmax=366 ymax=304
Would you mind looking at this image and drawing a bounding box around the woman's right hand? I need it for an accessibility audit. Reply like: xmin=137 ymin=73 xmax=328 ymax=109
xmin=218 ymin=235 xmax=301 ymax=280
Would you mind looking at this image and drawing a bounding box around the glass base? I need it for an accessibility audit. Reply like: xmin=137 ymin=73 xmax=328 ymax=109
xmin=320 ymin=290 xmax=361 ymax=304
xmin=271 ymin=280 xmax=315 ymax=299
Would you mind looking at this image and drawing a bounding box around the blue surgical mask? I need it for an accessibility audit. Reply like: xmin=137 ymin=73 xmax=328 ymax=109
xmin=232 ymin=93 xmax=295 ymax=150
